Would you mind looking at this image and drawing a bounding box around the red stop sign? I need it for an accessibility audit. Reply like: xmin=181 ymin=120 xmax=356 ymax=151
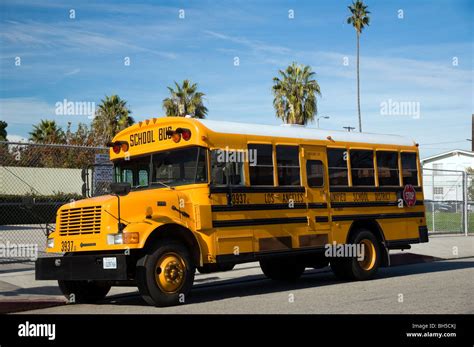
xmin=403 ymin=184 xmax=417 ymax=207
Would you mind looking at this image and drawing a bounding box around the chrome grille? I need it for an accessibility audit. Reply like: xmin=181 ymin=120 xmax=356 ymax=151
xmin=59 ymin=206 xmax=101 ymax=236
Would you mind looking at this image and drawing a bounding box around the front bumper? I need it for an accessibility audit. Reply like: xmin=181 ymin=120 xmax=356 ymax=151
xmin=35 ymin=254 xmax=130 ymax=281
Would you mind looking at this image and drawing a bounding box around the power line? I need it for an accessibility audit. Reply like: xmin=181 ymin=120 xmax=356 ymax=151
xmin=419 ymin=140 xmax=470 ymax=146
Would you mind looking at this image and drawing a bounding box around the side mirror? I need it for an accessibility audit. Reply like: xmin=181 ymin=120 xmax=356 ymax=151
xmin=110 ymin=182 xmax=131 ymax=196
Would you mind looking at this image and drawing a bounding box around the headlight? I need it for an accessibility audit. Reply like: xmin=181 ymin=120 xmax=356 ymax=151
xmin=107 ymin=233 xmax=139 ymax=245
xmin=107 ymin=234 xmax=123 ymax=245
xmin=47 ymin=238 xmax=54 ymax=249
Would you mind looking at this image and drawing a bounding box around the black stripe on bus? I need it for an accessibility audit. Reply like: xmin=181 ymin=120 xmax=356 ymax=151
xmin=212 ymin=217 xmax=307 ymax=228
xmin=332 ymin=212 xmax=425 ymax=221
xmin=209 ymin=186 xmax=305 ymax=194
xmin=329 ymin=186 xmax=423 ymax=192
xmin=211 ymin=202 xmax=328 ymax=212
xmin=212 ymin=203 xmax=307 ymax=212
xmin=308 ymin=203 xmax=328 ymax=209
xmin=315 ymin=216 xmax=329 ymax=223
xmin=331 ymin=201 xmax=424 ymax=208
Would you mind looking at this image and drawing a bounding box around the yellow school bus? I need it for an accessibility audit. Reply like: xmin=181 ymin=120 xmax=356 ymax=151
xmin=36 ymin=117 xmax=428 ymax=307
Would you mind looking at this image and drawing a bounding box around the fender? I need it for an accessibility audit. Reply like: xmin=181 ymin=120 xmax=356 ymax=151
xmin=124 ymin=218 xmax=205 ymax=266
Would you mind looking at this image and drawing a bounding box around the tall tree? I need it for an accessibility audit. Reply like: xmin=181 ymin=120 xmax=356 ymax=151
xmin=29 ymin=120 xmax=65 ymax=143
xmin=162 ymin=80 xmax=208 ymax=118
xmin=0 ymin=120 xmax=7 ymax=141
xmin=92 ymin=95 xmax=134 ymax=145
xmin=272 ymin=62 xmax=321 ymax=125
xmin=347 ymin=0 xmax=370 ymax=132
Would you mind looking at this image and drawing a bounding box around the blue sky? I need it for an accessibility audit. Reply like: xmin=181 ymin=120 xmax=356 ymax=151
xmin=0 ymin=0 xmax=472 ymax=158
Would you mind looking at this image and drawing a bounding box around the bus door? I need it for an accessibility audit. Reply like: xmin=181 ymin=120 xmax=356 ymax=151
xmin=302 ymin=145 xmax=331 ymax=234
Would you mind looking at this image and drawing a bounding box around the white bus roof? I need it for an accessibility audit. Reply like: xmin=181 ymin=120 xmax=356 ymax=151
xmin=198 ymin=119 xmax=415 ymax=147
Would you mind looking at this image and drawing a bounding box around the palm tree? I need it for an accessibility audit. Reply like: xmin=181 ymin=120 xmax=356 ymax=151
xmin=92 ymin=95 xmax=134 ymax=145
xmin=162 ymin=80 xmax=208 ymax=118
xmin=29 ymin=120 xmax=65 ymax=143
xmin=347 ymin=0 xmax=370 ymax=132
xmin=272 ymin=62 xmax=321 ymax=125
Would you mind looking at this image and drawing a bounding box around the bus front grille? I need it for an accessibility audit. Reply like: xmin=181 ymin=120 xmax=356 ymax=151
xmin=58 ymin=206 xmax=102 ymax=236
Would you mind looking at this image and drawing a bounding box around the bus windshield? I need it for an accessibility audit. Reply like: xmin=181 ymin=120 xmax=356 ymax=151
xmin=113 ymin=146 xmax=208 ymax=189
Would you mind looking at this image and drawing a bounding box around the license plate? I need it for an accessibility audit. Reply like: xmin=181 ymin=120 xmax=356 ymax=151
xmin=103 ymin=257 xmax=117 ymax=269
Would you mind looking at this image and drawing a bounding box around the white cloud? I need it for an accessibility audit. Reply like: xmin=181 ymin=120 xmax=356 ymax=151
xmin=6 ymin=134 xmax=28 ymax=143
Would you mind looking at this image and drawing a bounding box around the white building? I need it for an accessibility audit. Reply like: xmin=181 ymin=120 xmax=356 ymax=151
xmin=421 ymin=149 xmax=474 ymax=201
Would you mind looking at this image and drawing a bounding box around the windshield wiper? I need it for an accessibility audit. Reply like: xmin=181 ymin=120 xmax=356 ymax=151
xmin=151 ymin=181 xmax=175 ymax=190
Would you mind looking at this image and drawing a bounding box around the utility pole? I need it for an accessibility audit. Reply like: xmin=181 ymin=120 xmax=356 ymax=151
xmin=343 ymin=126 xmax=356 ymax=132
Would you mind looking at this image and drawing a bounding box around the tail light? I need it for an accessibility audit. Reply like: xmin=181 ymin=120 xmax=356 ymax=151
xmin=171 ymin=132 xmax=181 ymax=143
xmin=108 ymin=141 xmax=129 ymax=154
xmin=180 ymin=128 xmax=192 ymax=141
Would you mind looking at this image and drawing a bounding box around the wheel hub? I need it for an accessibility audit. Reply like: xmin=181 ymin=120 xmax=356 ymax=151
xmin=155 ymin=253 xmax=186 ymax=293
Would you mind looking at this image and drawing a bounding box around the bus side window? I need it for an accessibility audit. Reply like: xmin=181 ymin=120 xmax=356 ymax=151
xmin=276 ymin=145 xmax=300 ymax=186
xmin=376 ymin=151 xmax=400 ymax=186
xmin=350 ymin=149 xmax=375 ymax=186
xmin=210 ymin=150 xmax=245 ymax=186
xmin=248 ymin=144 xmax=274 ymax=186
xmin=138 ymin=169 xmax=149 ymax=186
xmin=122 ymin=169 xmax=133 ymax=184
xmin=327 ymin=148 xmax=349 ymax=186
xmin=401 ymin=152 xmax=419 ymax=186
xmin=306 ymin=160 xmax=324 ymax=187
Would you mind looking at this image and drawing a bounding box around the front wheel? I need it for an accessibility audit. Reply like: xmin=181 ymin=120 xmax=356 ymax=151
xmin=58 ymin=280 xmax=111 ymax=303
xmin=136 ymin=242 xmax=195 ymax=307
xmin=330 ymin=229 xmax=381 ymax=281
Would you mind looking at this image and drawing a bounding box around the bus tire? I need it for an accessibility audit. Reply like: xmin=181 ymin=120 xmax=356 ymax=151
xmin=331 ymin=229 xmax=381 ymax=281
xmin=58 ymin=280 xmax=111 ymax=303
xmin=259 ymin=259 xmax=305 ymax=281
xmin=136 ymin=241 xmax=195 ymax=307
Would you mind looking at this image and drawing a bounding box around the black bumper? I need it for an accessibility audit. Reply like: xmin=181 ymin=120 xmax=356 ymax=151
xmin=36 ymin=254 xmax=130 ymax=281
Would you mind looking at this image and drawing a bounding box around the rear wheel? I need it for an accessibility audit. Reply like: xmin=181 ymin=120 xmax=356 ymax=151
xmin=260 ymin=259 xmax=305 ymax=281
xmin=136 ymin=242 xmax=195 ymax=307
xmin=330 ymin=229 xmax=381 ymax=281
xmin=58 ymin=280 xmax=111 ymax=303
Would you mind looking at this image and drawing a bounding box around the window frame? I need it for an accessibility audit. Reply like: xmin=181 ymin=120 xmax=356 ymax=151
xmin=327 ymin=147 xmax=349 ymax=187
xmin=209 ymin=148 xmax=246 ymax=186
xmin=375 ymin=149 xmax=401 ymax=187
xmin=349 ymin=148 xmax=376 ymax=187
xmin=247 ymin=143 xmax=275 ymax=186
xmin=306 ymin=159 xmax=325 ymax=188
xmin=400 ymin=151 xmax=420 ymax=186
xmin=275 ymin=144 xmax=301 ymax=186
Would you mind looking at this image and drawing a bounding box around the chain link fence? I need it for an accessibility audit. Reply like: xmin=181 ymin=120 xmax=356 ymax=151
xmin=422 ymin=168 xmax=474 ymax=234
xmin=0 ymin=141 xmax=112 ymax=263
xmin=2 ymin=145 xmax=472 ymax=262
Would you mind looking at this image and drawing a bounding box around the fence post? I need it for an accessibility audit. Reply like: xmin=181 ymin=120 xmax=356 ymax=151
xmin=431 ymin=172 xmax=435 ymax=233
xmin=463 ymin=171 xmax=468 ymax=236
